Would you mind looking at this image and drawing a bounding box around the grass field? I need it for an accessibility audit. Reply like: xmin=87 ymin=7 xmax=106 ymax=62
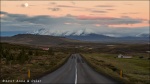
xmin=82 ymin=53 xmax=149 ymax=84
xmin=0 ymin=43 xmax=70 ymax=84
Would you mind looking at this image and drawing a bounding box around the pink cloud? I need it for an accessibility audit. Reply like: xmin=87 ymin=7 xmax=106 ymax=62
xmin=64 ymin=22 xmax=81 ymax=25
xmin=64 ymin=22 xmax=71 ymax=25
xmin=76 ymin=15 xmax=144 ymax=25
xmin=77 ymin=15 xmax=115 ymax=20
xmin=95 ymin=24 xmax=101 ymax=27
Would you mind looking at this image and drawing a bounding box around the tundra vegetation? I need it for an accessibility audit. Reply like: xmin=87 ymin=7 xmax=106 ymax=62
xmin=81 ymin=44 xmax=149 ymax=84
xmin=0 ymin=43 xmax=71 ymax=83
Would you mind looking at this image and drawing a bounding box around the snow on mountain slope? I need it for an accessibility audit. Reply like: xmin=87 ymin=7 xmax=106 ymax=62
xmin=28 ymin=28 xmax=149 ymax=38
xmin=26 ymin=28 xmax=149 ymax=43
xmin=28 ymin=28 xmax=95 ymax=36
xmin=135 ymin=33 xmax=149 ymax=37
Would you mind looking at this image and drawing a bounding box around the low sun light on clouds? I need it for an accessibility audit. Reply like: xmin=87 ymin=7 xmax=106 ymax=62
xmin=1 ymin=1 xmax=149 ymax=19
xmin=1 ymin=1 xmax=149 ymax=36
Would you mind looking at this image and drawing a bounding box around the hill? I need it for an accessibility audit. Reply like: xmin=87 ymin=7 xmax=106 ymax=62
xmin=0 ymin=34 xmax=81 ymax=46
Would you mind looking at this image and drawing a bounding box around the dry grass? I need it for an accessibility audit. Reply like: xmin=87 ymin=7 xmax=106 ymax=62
xmin=1 ymin=52 xmax=70 ymax=84
xmin=82 ymin=53 xmax=150 ymax=84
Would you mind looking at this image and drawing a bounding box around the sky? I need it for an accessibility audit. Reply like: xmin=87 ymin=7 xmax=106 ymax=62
xmin=0 ymin=1 xmax=149 ymax=36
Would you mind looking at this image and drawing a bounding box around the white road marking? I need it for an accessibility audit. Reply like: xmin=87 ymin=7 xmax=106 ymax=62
xmin=75 ymin=54 xmax=77 ymax=84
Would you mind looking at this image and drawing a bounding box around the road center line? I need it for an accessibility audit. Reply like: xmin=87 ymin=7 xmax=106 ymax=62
xmin=75 ymin=54 xmax=77 ymax=84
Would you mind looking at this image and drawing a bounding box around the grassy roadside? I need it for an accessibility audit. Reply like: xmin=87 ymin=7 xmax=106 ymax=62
xmin=0 ymin=43 xmax=71 ymax=84
xmin=81 ymin=53 xmax=149 ymax=84
xmin=29 ymin=53 xmax=71 ymax=80
xmin=1 ymin=53 xmax=70 ymax=84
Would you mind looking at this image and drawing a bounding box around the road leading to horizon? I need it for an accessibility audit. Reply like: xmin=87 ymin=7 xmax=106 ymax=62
xmin=33 ymin=54 xmax=119 ymax=84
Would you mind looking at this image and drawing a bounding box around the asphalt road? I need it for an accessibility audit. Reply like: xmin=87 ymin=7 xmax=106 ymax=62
xmin=33 ymin=54 xmax=119 ymax=84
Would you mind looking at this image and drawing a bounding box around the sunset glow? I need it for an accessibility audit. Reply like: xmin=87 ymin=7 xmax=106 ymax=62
xmin=1 ymin=0 xmax=149 ymax=36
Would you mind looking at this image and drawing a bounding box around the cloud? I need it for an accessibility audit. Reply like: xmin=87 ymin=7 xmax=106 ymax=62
xmin=95 ymin=5 xmax=114 ymax=7
xmin=64 ymin=22 xmax=72 ymax=25
xmin=78 ymin=8 xmax=108 ymax=14
xmin=1 ymin=11 xmax=148 ymax=37
xmin=19 ymin=3 xmax=37 ymax=8
xmin=76 ymin=15 xmax=143 ymax=25
xmin=95 ymin=24 xmax=101 ymax=27
xmin=66 ymin=14 xmax=76 ymax=17
xmin=91 ymin=10 xmax=107 ymax=13
xmin=20 ymin=3 xmax=30 ymax=8
xmin=57 ymin=5 xmax=75 ymax=8
xmin=0 ymin=11 xmax=8 ymax=15
xmin=121 ymin=12 xmax=139 ymax=15
xmin=57 ymin=5 xmax=81 ymax=8
xmin=48 ymin=8 xmax=60 ymax=11
xmin=76 ymin=15 xmax=113 ymax=20
xmin=1 ymin=11 xmax=48 ymax=31
xmin=1 ymin=19 xmax=41 ymax=32
xmin=64 ymin=22 xmax=81 ymax=25
xmin=1 ymin=11 xmax=74 ymax=25
xmin=50 ymin=2 xmax=56 ymax=5
xmin=110 ymin=26 xmax=149 ymax=36
xmin=124 ymin=3 xmax=133 ymax=6
xmin=106 ymin=9 xmax=115 ymax=11
xmin=74 ymin=7 xmax=114 ymax=13
xmin=1 ymin=11 xmax=145 ymax=26
xmin=71 ymin=1 xmax=76 ymax=5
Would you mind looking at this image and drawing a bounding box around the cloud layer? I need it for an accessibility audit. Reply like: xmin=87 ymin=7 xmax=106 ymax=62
xmin=1 ymin=11 xmax=149 ymax=36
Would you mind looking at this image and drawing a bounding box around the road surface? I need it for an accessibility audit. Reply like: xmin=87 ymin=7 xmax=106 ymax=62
xmin=33 ymin=54 xmax=119 ymax=84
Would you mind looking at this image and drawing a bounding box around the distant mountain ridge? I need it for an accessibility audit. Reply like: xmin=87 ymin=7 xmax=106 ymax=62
xmin=28 ymin=28 xmax=149 ymax=43
xmin=29 ymin=28 xmax=149 ymax=37
xmin=1 ymin=34 xmax=80 ymax=46
xmin=135 ymin=33 xmax=149 ymax=37
xmin=0 ymin=33 xmax=149 ymax=45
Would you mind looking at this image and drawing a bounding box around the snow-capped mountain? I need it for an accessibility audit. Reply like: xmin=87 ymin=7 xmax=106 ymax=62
xmin=28 ymin=28 xmax=149 ymax=37
xmin=27 ymin=28 xmax=149 ymax=43
xmin=136 ymin=33 xmax=149 ymax=37
xmin=29 ymin=28 xmax=95 ymax=36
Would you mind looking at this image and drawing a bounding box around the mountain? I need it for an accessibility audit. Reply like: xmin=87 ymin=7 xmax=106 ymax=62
xmin=29 ymin=28 xmax=148 ymax=43
xmin=1 ymin=33 xmax=148 ymax=45
xmin=65 ymin=33 xmax=115 ymax=42
xmin=28 ymin=28 xmax=95 ymax=36
xmin=66 ymin=34 xmax=149 ymax=43
xmin=0 ymin=34 xmax=81 ymax=46
xmin=26 ymin=28 xmax=149 ymax=44
xmin=136 ymin=33 xmax=149 ymax=37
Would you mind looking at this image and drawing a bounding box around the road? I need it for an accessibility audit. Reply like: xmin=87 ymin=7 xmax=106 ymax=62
xmin=33 ymin=54 xmax=119 ymax=84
